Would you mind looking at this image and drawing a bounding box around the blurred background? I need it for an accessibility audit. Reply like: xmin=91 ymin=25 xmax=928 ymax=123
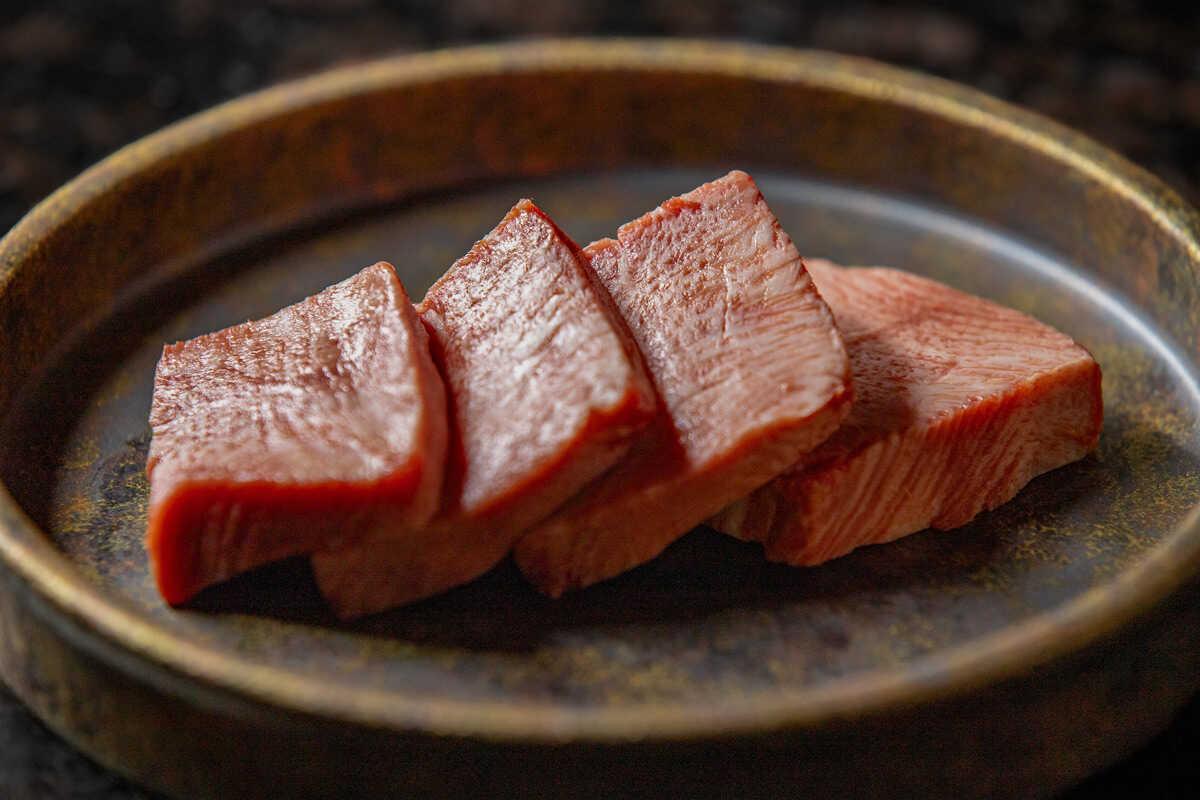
xmin=1 ymin=1 xmax=1198 ymax=797
xmin=3 ymin=0 xmax=1199 ymax=235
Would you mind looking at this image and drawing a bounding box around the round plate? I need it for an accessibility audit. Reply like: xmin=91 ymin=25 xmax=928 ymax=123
xmin=2 ymin=41 xmax=1200 ymax=799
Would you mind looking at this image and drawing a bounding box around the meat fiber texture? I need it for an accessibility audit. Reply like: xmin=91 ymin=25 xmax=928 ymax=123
xmin=146 ymin=262 xmax=447 ymax=605
xmin=513 ymin=171 xmax=854 ymax=596
xmin=313 ymin=200 xmax=656 ymax=618
xmin=710 ymin=260 xmax=1103 ymax=565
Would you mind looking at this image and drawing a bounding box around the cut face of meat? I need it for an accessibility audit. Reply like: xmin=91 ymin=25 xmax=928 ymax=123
xmin=513 ymin=171 xmax=853 ymax=597
xmin=710 ymin=259 xmax=1104 ymax=565
xmin=313 ymin=200 xmax=656 ymax=618
xmin=146 ymin=262 xmax=447 ymax=605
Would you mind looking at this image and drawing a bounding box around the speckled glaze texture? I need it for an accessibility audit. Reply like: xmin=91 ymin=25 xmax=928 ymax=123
xmin=0 ymin=41 xmax=1199 ymax=799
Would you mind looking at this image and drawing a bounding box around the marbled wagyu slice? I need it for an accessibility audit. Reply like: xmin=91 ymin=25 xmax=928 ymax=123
xmin=514 ymin=171 xmax=854 ymax=596
xmin=710 ymin=260 xmax=1103 ymax=564
xmin=313 ymin=200 xmax=656 ymax=617
xmin=146 ymin=262 xmax=447 ymax=605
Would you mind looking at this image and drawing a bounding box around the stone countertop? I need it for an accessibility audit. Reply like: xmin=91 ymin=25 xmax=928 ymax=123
xmin=1 ymin=2 xmax=1198 ymax=797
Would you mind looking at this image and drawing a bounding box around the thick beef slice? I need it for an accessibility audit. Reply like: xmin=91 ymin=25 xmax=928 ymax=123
xmin=313 ymin=200 xmax=655 ymax=617
xmin=710 ymin=260 xmax=1103 ymax=564
xmin=513 ymin=171 xmax=853 ymax=596
xmin=146 ymin=262 xmax=447 ymax=605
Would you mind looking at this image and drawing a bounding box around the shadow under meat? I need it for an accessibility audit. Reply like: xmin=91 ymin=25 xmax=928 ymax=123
xmin=75 ymin=420 xmax=1149 ymax=651
xmin=186 ymin=431 xmax=1135 ymax=654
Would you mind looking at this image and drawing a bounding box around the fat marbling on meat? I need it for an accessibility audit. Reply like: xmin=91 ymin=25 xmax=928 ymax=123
xmin=146 ymin=261 xmax=447 ymax=605
xmin=710 ymin=259 xmax=1103 ymax=564
xmin=313 ymin=200 xmax=656 ymax=617
xmin=513 ymin=171 xmax=854 ymax=596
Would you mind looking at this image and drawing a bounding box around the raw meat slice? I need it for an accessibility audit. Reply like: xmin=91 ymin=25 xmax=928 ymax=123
xmin=513 ymin=171 xmax=854 ymax=596
xmin=710 ymin=259 xmax=1103 ymax=565
xmin=146 ymin=261 xmax=447 ymax=605
xmin=313 ymin=200 xmax=656 ymax=617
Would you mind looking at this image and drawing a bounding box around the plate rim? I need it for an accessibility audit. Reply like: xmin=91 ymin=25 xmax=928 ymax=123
xmin=2 ymin=37 xmax=1200 ymax=742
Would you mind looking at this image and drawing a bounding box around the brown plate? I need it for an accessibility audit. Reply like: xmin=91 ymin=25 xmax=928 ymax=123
xmin=2 ymin=40 xmax=1200 ymax=799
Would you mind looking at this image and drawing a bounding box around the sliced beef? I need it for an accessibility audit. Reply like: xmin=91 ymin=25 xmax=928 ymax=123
xmin=146 ymin=261 xmax=447 ymax=605
xmin=513 ymin=172 xmax=853 ymax=596
xmin=313 ymin=200 xmax=656 ymax=617
xmin=710 ymin=259 xmax=1103 ymax=565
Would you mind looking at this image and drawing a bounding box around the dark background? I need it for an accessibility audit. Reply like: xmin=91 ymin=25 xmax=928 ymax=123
xmin=1 ymin=1 xmax=1198 ymax=797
